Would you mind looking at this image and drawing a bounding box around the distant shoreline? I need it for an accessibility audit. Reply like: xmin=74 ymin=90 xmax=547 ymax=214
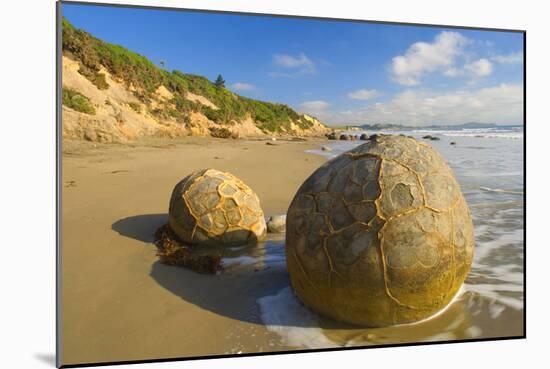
xmin=326 ymin=123 xmax=522 ymax=131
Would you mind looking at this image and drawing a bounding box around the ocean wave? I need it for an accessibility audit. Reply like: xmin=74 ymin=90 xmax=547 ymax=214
xmin=473 ymin=222 xmax=523 ymax=265
xmin=443 ymin=132 xmax=522 ymax=139
xmin=467 ymin=216 xmax=524 ymax=311
xmin=480 ymin=186 xmax=523 ymax=195
xmin=469 ymin=200 xmax=523 ymax=208
xmin=412 ymin=128 xmax=523 ymax=139
xmin=464 ymin=283 xmax=524 ymax=310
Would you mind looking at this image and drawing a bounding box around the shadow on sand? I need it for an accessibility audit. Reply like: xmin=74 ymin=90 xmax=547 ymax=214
xmin=150 ymin=259 xmax=291 ymax=325
xmin=111 ymin=213 xmax=167 ymax=243
xmin=111 ymin=213 xmax=330 ymax=327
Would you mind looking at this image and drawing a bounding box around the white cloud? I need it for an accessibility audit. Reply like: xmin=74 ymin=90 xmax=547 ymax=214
xmin=491 ymin=52 xmax=523 ymax=64
xmin=443 ymin=67 xmax=461 ymax=77
xmin=464 ymin=58 xmax=493 ymax=77
xmin=272 ymin=53 xmax=315 ymax=74
xmin=231 ymin=82 xmax=255 ymax=91
xmin=347 ymin=89 xmax=380 ymax=100
xmin=299 ymin=100 xmax=329 ymax=111
xmin=441 ymin=58 xmax=493 ymax=79
xmin=326 ymin=84 xmax=523 ymax=126
xmin=390 ymin=31 xmax=468 ymax=86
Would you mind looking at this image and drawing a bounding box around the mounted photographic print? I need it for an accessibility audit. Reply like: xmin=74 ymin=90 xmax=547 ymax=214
xmin=57 ymin=1 xmax=525 ymax=367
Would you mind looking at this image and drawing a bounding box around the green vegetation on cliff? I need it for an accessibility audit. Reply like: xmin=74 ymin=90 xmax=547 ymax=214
xmin=61 ymin=18 xmax=319 ymax=133
xmin=62 ymin=87 xmax=96 ymax=115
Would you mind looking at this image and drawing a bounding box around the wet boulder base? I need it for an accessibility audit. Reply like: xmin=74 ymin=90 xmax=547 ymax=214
xmin=286 ymin=135 xmax=474 ymax=327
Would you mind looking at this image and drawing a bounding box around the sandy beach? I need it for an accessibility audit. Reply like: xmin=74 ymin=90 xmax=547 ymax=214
xmin=61 ymin=137 xmax=327 ymax=364
xmin=61 ymin=134 xmax=523 ymax=365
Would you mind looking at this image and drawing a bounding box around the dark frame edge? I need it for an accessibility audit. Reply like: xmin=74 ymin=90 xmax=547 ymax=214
xmin=56 ymin=0 xmax=63 ymax=367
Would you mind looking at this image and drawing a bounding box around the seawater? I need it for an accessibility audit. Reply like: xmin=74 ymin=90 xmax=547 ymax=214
xmin=223 ymin=127 xmax=524 ymax=350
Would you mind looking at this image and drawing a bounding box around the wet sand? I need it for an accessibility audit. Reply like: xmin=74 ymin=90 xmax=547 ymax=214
xmin=61 ymin=136 xmax=326 ymax=365
xmin=61 ymin=136 xmax=523 ymax=366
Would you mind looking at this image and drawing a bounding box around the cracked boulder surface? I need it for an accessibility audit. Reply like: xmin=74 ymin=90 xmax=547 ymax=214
xmin=285 ymin=135 xmax=474 ymax=327
xmin=169 ymin=169 xmax=267 ymax=246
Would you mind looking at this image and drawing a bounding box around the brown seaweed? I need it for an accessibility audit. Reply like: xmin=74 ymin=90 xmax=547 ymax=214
xmin=154 ymin=224 xmax=222 ymax=274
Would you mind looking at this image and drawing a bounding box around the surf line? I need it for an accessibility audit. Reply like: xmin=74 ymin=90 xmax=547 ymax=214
xmin=480 ymin=187 xmax=523 ymax=195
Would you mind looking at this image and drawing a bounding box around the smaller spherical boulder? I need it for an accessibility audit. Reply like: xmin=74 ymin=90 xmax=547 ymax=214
xmin=266 ymin=215 xmax=287 ymax=233
xmin=169 ymin=169 xmax=267 ymax=246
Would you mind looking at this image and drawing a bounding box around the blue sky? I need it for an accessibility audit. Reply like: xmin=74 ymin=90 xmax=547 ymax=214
xmin=62 ymin=3 xmax=524 ymax=126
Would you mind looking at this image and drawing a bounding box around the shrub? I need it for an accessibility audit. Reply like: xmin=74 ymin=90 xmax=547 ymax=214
xmin=209 ymin=127 xmax=232 ymax=138
xmin=170 ymin=95 xmax=198 ymax=113
xmin=203 ymin=107 xmax=225 ymax=124
xmin=62 ymin=87 xmax=96 ymax=115
xmin=78 ymin=66 xmax=109 ymax=90
xmin=132 ymin=90 xmax=152 ymax=104
xmin=93 ymin=72 xmax=109 ymax=90
xmin=296 ymin=116 xmax=314 ymax=130
xmin=128 ymin=102 xmax=141 ymax=113
xmin=151 ymin=102 xmax=190 ymax=125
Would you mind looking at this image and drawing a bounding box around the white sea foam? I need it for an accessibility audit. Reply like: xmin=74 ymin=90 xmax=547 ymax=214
xmin=421 ymin=332 xmax=456 ymax=342
xmin=480 ymin=187 xmax=523 ymax=195
xmin=479 ymin=171 xmax=523 ymax=177
xmin=473 ymin=228 xmax=523 ymax=264
xmin=489 ymin=301 xmax=507 ymax=319
xmin=222 ymin=256 xmax=258 ymax=267
xmin=399 ymin=285 xmax=465 ymax=326
xmin=258 ymin=286 xmax=468 ymax=348
xmin=262 ymin=254 xmax=286 ymax=264
xmin=442 ymin=132 xmax=521 ymax=139
xmin=257 ymin=287 xmax=337 ymax=349
xmin=465 ymin=326 xmax=483 ymax=338
xmin=464 ymin=283 xmax=523 ymax=310
xmin=412 ymin=128 xmax=523 ymax=139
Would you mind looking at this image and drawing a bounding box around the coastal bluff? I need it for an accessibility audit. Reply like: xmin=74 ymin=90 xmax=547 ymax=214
xmin=61 ymin=18 xmax=330 ymax=143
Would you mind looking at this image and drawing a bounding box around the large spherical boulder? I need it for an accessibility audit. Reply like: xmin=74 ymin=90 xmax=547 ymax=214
xmin=169 ymin=169 xmax=267 ymax=246
xmin=285 ymin=135 xmax=474 ymax=327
